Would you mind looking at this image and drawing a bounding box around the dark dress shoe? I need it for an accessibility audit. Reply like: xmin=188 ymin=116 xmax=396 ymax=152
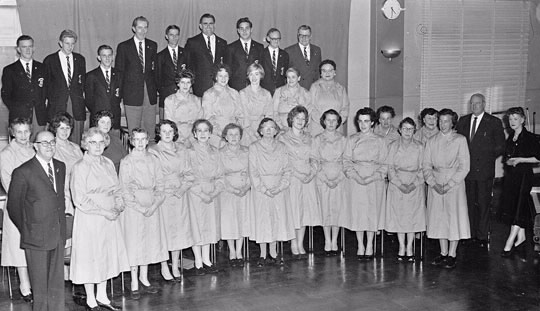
xmin=256 ymin=257 xmax=265 ymax=267
xmin=500 ymin=249 xmax=513 ymax=257
xmin=229 ymin=259 xmax=237 ymax=267
xmin=97 ymin=300 xmax=122 ymax=311
xmin=193 ymin=267 xmax=206 ymax=276
xmin=325 ymin=250 xmax=332 ymax=257
xmin=291 ymin=254 xmax=301 ymax=260
xmin=331 ymin=250 xmax=340 ymax=256
xmin=431 ymin=254 xmax=448 ymax=266
xmin=203 ymin=263 xmax=219 ymax=273
xmin=443 ymin=256 xmax=457 ymax=269
xmin=236 ymin=258 xmax=245 ymax=267
xmin=130 ymin=289 xmax=141 ymax=300
xmin=477 ymin=239 xmax=488 ymax=248
xmin=86 ymin=305 xmax=103 ymax=311
xmin=299 ymin=253 xmax=308 ymax=259
xmin=20 ymin=291 xmax=33 ymax=303
xmin=265 ymin=257 xmax=277 ymax=265
xmin=140 ymin=283 xmax=159 ymax=294
xmin=407 ymin=255 xmax=415 ymax=263
xmin=357 ymin=255 xmax=365 ymax=261
xmin=364 ymin=254 xmax=374 ymax=260
xmin=397 ymin=254 xmax=406 ymax=262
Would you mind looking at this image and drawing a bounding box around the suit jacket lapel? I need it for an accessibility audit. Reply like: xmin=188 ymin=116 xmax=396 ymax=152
xmin=199 ymin=34 xmax=214 ymax=64
xmin=31 ymin=158 xmax=56 ymax=192
xmin=54 ymin=53 xmax=69 ymax=88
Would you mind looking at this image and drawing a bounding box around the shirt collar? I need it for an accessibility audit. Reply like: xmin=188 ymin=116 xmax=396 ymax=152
xmin=133 ymin=36 xmax=145 ymax=46
xmin=19 ymin=59 xmax=33 ymax=67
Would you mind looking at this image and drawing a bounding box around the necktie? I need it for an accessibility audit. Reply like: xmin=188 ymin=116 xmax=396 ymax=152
xmin=47 ymin=162 xmax=55 ymax=189
xmin=471 ymin=116 xmax=478 ymax=141
xmin=244 ymin=42 xmax=249 ymax=58
xmin=272 ymin=50 xmax=277 ymax=75
xmin=25 ymin=62 xmax=31 ymax=82
xmin=66 ymin=55 xmax=72 ymax=87
xmin=105 ymin=70 xmax=110 ymax=89
xmin=207 ymin=37 xmax=213 ymax=61
xmin=172 ymin=48 xmax=178 ymax=72
xmin=303 ymin=46 xmax=309 ymax=65
xmin=138 ymin=41 xmax=145 ymax=73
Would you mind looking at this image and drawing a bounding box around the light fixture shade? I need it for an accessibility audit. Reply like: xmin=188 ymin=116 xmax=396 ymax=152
xmin=381 ymin=48 xmax=401 ymax=60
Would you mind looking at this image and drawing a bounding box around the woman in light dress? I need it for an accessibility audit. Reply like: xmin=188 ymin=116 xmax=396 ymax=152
xmin=187 ymin=119 xmax=223 ymax=274
xmin=385 ymin=118 xmax=426 ymax=262
xmin=219 ymin=123 xmax=251 ymax=267
xmin=148 ymin=120 xmax=196 ymax=281
xmin=413 ymin=108 xmax=439 ymax=145
xmin=249 ymin=118 xmax=295 ymax=266
xmin=164 ymin=69 xmax=203 ymax=148
xmin=341 ymin=108 xmax=387 ymax=260
xmin=272 ymin=67 xmax=310 ymax=130
xmin=70 ymin=127 xmax=129 ymax=310
xmin=279 ymin=106 xmax=321 ymax=257
xmin=0 ymin=118 xmax=34 ymax=301
xmin=423 ymin=109 xmax=470 ymax=269
xmin=313 ymin=109 xmax=348 ymax=256
xmin=202 ymin=64 xmax=242 ymax=148
xmin=239 ymin=63 xmax=273 ymax=146
xmin=94 ymin=110 xmax=127 ymax=173
xmin=119 ymin=128 xmax=168 ymax=298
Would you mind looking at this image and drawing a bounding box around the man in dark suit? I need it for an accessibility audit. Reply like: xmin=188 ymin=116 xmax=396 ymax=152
xmin=2 ymin=35 xmax=47 ymax=138
xmin=43 ymin=30 xmax=86 ymax=145
xmin=260 ymin=28 xmax=289 ymax=96
xmin=8 ymin=130 xmax=66 ymax=311
xmin=185 ymin=13 xmax=228 ymax=97
xmin=156 ymin=25 xmax=186 ymax=119
xmin=85 ymin=45 xmax=122 ymax=130
xmin=285 ymin=25 xmax=322 ymax=90
xmin=456 ymin=93 xmax=505 ymax=247
xmin=115 ymin=16 xmax=158 ymax=140
xmin=225 ymin=17 xmax=264 ymax=91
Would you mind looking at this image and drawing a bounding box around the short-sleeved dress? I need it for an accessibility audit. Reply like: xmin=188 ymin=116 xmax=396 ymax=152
xmin=219 ymin=144 xmax=251 ymax=240
xmin=340 ymin=131 xmax=387 ymax=232
xmin=499 ymin=129 xmax=540 ymax=228
xmin=309 ymin=79 xmax=349 ymax=136
xmin=164 ymin=92 xmax=203 ymax=147
xmin=54 ymin=138 xmax=83 ymax=215
xmin=279 ymin=130 xmax=322 ymax=228
xmin=312 ymin=131 xmax=348 ymax=226
xmin=202 ymin=85 xmax=242 ymax=148
xmin=249 ymin=140 xmax=295 ymax=243
xmin=272 ymin=84 xmax=311 ymax=129
xmin=149 ymin=141 xmax=198 ymax=251
xmin=423 ymin=131 xmax=471 ymax=240
xmin=70 ymin=154 xmax=130 ymax=283
xmin=119 ymin=151 xmax=168 ymax=266
xmin=0 ymin=141 xmax=34 ymax=267
xmin=385 ymin=138 xmax=426 ymax=233
xmin=239 ymin=86 xmax=273 ymax=146
xmin=187 ymin=142 xmax=223 ymax=245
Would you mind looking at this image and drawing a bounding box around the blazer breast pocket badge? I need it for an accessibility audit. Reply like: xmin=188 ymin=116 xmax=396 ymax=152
xmin=38 ymin=78 xmax=44 ymax=88
xmin=78 ymin=75 xmax=82 ymax=84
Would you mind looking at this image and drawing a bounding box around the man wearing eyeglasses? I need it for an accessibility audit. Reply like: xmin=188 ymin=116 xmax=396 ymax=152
xmin=285 ymin=25 xmax=322 ymax=90
xmin=260 ymin=28 xmax=289 ymax=95
xmin=7 ymin=131 xmax=66 ymax=311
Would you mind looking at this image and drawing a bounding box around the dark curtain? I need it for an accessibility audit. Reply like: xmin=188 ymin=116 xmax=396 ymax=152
xmin=18 ymin=0 xmax=350 ymax=87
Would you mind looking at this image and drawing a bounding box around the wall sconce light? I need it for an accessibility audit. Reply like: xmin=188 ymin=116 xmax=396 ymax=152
xmin=381 ymin=48 xmax=401 ymax=61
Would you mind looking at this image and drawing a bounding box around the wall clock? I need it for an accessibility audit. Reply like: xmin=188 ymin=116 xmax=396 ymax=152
xmin=382 ymin=0 xmax=404 ymax=20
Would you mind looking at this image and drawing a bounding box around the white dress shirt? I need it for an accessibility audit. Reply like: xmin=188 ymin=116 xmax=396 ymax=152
xmin=58 ymin=50 xmax=73 ymax=85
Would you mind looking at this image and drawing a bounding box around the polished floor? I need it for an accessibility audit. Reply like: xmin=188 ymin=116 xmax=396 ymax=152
xmin=1 ymin=191 xmax=539 ymax=310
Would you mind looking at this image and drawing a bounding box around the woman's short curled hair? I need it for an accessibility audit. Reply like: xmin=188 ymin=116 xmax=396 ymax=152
xmin=438 ymin=108 xmax=459 ymax=128
xmin=420 ymin=108 xmax=439 ymax=126
xmin=213 ymin=64 xmax=231 ymax=82
xmin=129 ymin=128 xmax=148 ymax=144
xmin=257 ymin=117 xmax=280 ymax=138
xmin=398 ymin=117 xmax=417 ymax=135
xmin=319 ymin=59 xmax=336 ymax=74
xmin=9 ymin=117 xmax=31 ymax=136
xmin=81 ymin=127 xmax=110 ymax=150
xmin=50 ymin=112 xmax=74 ymax=135
xmin=221 ymin=123 xmax=243 ymax=141
xmin=92 ymin=110 xmax=114 ymax=127
xmin=376 ymin=105 xmax=396 ymax=121
xmin=175 ymin=69 xmax=195 ymax=85
xmin=354 ymin=107 xmax=376 ymax=132
xmin=287 ymin=105 xmax=309 ymax=128
xmin=286 ymin=67 xmax=301 ymax=78
xmin=505 ymin=106 xmax=526 ymax=120
xmin=320 ymin=109 xmax=342 ymax=130
xmin=192 ymin=119 xmax=213 ymax=137
xmin=155 ymin=119 xmax=179 ymax=142
xmin=247 ymin=62 xmax=265 ymax=79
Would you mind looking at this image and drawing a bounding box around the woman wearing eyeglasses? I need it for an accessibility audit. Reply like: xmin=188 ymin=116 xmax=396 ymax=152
xmin=70 ymin=127 xmax=129 ymax=310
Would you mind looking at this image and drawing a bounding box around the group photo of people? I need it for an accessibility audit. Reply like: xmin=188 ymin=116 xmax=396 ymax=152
xmin=0 ymin=2 xmax=539 ymax=311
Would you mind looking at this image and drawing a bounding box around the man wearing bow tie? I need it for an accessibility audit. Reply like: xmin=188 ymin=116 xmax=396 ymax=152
xmin=8 ymin=130 xmax=67 ymax=311
xmin=285 ymin=25 xmax=322 ymax=90
xmin=43 ymin=30 xmax=86 ymax=145
xmin=156 ymin=25 xmax=186 ymax=120
xmin=115 ymin=16 xmax=158 ymax=141
xmin=85 ymin=45 xmax=122 ymax=130
xmin=2 ymin=35 xmax=47 ymax=138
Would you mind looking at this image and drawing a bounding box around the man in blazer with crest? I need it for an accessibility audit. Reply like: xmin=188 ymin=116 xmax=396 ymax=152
xmin=456 ymin=93 xmax=505 ymax=247
xmin=156 ymin=25 xmax=186 ymax=119
xmin=8 ymin=130 xmax=66 ymax=311
xmin=285 ymin=25 xmax=322 ymax=90
xmin=85 ymin=45 xmax=122 ymax=130
xmin=43 ymin=29 xmax=86 ymax=145
xmin=2 ymin=35 xmax=47 ymax=137
xmin=260 ymin=28 xmax=289 ymax=95
xmin=115 ymin=16 xmax=158 ymax=140
xmin=225 ymin=17 xmax=264 ymax=91
xmin=185 ymin=13 xmax=228 ymax=97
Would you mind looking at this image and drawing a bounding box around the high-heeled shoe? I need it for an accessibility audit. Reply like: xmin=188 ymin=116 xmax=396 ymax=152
xmin=500 ymin=248 xmax=513 ymax=257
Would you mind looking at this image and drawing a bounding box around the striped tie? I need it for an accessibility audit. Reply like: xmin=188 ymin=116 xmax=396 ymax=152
xmin=105 ymin=70 xmax=110 ymax=90
xmin=272 ymin=50 xmax=277 ymax=75
xmin=138 ymin=41 xmax=145 ymax=73
xmin=47 ymin=162 xmax=55 ymax=189
xmin=66 ymin=56 xmax=72 ymax=87
xmin=207 ymin=37 xmax=213 ymax=62
xmin=172 ymin=49 xmax=177 ymax=72
xmin=25 ymin=62 xmax=31 ymax=83
xmin=244 ymin=42 xmax=249 ymax=59
xmin=303 ymin=46 xmax=309 ymax=65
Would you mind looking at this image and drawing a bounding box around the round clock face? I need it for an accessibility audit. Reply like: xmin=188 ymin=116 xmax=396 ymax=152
xmin=382 ymin=0 xmax=402 ymax=20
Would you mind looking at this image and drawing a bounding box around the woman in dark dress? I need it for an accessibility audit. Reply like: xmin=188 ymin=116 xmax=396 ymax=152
xmin=500 ymin=107 xmax=540 ymax=257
